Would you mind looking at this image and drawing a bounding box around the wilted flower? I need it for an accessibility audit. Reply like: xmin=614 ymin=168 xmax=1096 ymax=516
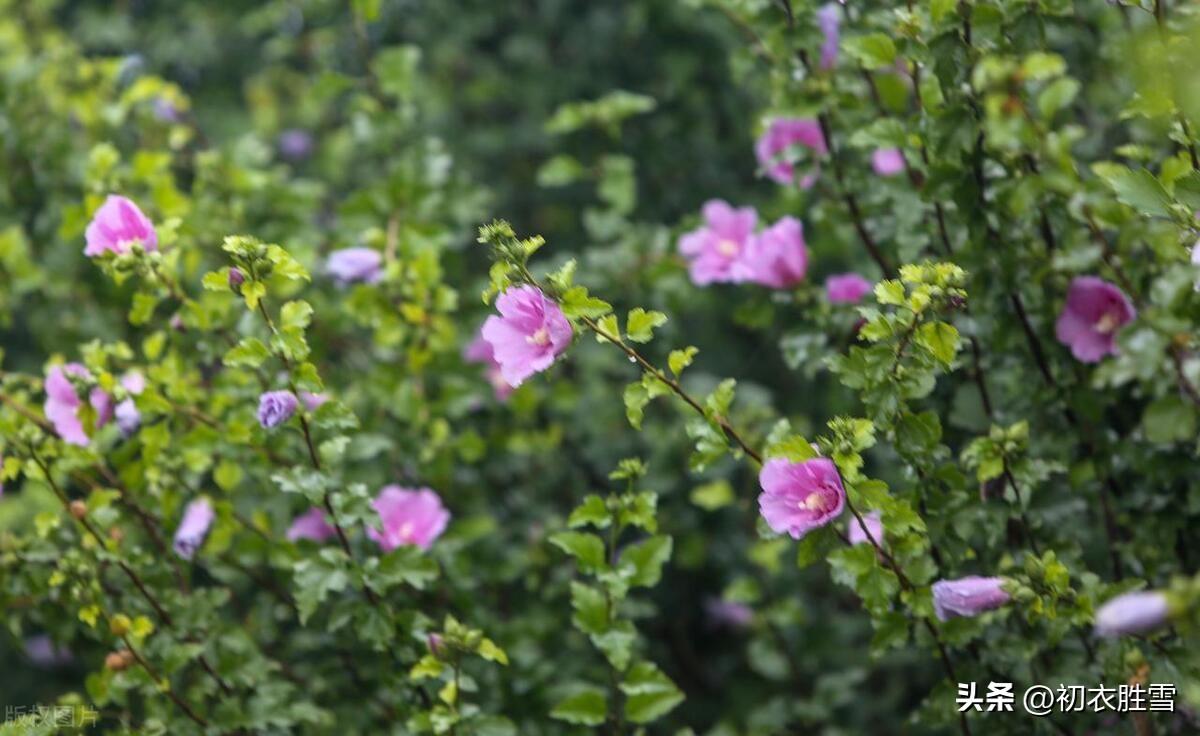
xmin=826 ymin=273 xmax=873 ymax=304
xmin=367 ymin=486 xmax=450 ymax=552
xmin=464 ymin=334 xmax=514 ymax=400
xmin=326 ymin=247 xmax=383 ymax=285
xmin=847 ymin=511 xmax=884 ymax=546
xmin=1094 ymin=591 xmax=1170 ymax=638
xmin=872 ymin=148 xmax=905 ymax=177
xmin=1054 ymin=276 xmax=1135 ymax=363
xmin=481 ymin=285 xmax=572 ymax=387
xmin=758 ymin=457 xmax=845 ymax=540
xmin=44 ymin=363 xmax=111 ymax=447
xmin=678 ymin=200 xmax=758 ymax=285
xmin=258 ymin=390 xmax=298 ymax=428
xmin=173 ymin=498 xmax=214 ymax=560
xmin=932 ymin=576 xmax=1011 ymax=621
xmin=816 ymin=4 xmax=840 ymax=69
xmin=741 ymin=216 xmax=808 ymax=289
xmin=84 ymin=195 xmax=158 ymax=257
xmin=286 ymin=507 xmax=337 ymax=543
xmin=278 ymin=128 xmax=314 ymax=160
xmin=705 ymin=598 xmax=754 ymax=629
xmin=755 ymin=118 xmax=827 ymax=187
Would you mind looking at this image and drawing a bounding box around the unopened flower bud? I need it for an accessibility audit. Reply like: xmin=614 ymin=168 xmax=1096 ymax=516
xmin=105 ymin=650 xmax=134 ymax=671
xmin=228 ymin=267 xmax=245 ymax=292
xmin=109 ymin=614 xmax=131 ymax=637
xmin=427 ymin=633 xmax=444 ymax=657
xmin=108 ymin=526 xmax=125 ymax=544
xmin=1095 ymin=592 xmax=1171 ymax=638
xmin=69 ymin=500 xmax=88 ymax=520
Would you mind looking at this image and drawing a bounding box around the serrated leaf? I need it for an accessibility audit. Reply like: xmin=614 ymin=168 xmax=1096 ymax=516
xmin=549 ymin=531 xmax=607 ymax=571
xmin=550 ymin=689 xmax=607 ymax=726
xmin=668 ymin=346 xmax=698 ymax=376
xmin=626 ymin=308 xmax=667 ymax=343
xmin=621 ymin=535 xmax=671 ymax=587
xmin=223 ymin=337 xmax=270 ymax=368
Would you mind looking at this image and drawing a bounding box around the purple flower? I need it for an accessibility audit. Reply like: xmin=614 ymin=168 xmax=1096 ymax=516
xmin=278 ymin=129 xmax=314 ymax=161
xmin=84 ymin=195 xmax=158 ymax=257
xmin=741 ymin=216 xmax=808 ymax=289
xmin=1192 ymin=239 xmax=1200 ymax=291
xmin=847 ymin=511 xmax=884 ymax=546
xmin=228 ymin=267 xmax=245 ymax=290
xmin=872 ymin=148 xmax=906 ymax=177
xmin=286 ymin=507 xmax=337 ymax=543
xmin=758 ymin=457 xmax=845 ymax=540
xmin=1054 ymin=276 xmax=1136 ymax=363
xmin=755 ymin=118 xmax=827 ymax=187
xmin=816 ymin=4 xmax=841 ymax=70
xmin=24 ymin=635 xmax=72 ymax=667
xmin=678 ymin=200 xmax=758 ymax=285
xmin=257 ymin=390 xmax=298 ymax=429
xmin=464 ymin=334 xmax=514 ymax=400
xmin=826 ymin=273 xmax=873 ymax=304
xmin=115 ymin=400 xmax=140 ymax=436
xmin=705 ymin=598 xmax=754 ymax=629
xmin=301 ymin=391 xmax=329 ymax=411
xmin=1094 ymin=591 xmax=1171 ymax=638
xmin=152 ymin=97 xmax=182 ymax=123
xmin=44 ymin=363 xmax=111 ymax=447
xmin=481 ymin=286 xmax=573 ymax=388
xmin=932 ymin=576 xmax=1011 ymax=621
xmin=326 ymin=247 xmax=383 ymax=285
xmin=367 ymin=486 xmax=451 ymax=552
xmin=173 ymin=498 xmax=214 ymax=560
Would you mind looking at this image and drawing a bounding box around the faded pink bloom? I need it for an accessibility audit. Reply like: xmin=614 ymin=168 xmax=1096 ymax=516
xmin=464 ymin=334 xmax=514 ymax=400
xmin=286 ymin=507 xmax=337 ymax=543
xmin=678 ymin=200 xmax=758 ymax=285
xmin=758 ymin=457 xmax=845 ymax=540
xmin=741 ymin=216 xmax=808 ymax=289
xmin=1054 ymin=277 xmax=1135 ymax=363
xmin=44 ymin=363 xmax=111 ymax=447
xmin=816 ymin=4 xmax=840 ymax=70
xmin=932 ymin=576 xmax=1011 ymax=621
xmin=847 ymin=511 xmax=883 ymax=546
xmin=755 ymin=118 xmax=827 ymax=187
xmin=872 ymin=148 xmax=906 ymax=177
xmin=826 ymin=273 xmax=873 ymax=304
xmin=84 ymin=195 xmax=158 ymax=257
xmin=1094 ymin=591 xmax=1171 ymax=638
xmin=326 ymin=247 xmax=382 ymax=285
xmin=367 ymin=486 xmax=450 ymax=552
xmin=173 ymin=498 xmax=214 ymax=560
xmin=301 ymin=391 xmax=329 ymax=411
xmin=481 ymin=286 xmax=572 ymax=387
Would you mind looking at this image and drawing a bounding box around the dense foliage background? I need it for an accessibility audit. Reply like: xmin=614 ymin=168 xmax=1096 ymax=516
xmin=3 ymin=0 xmax=1200 ymax=733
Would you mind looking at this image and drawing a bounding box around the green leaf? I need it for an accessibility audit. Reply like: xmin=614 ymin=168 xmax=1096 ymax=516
xmin=549 ymin=531 xmax=607 ymax=571
xmin=765 ymin=434 xmax=817 ymax=462
xmin=280 ymin=300 xmax=314 ymax=331
xmin=843 ymin=34 xmax=896 ymax=70
xmin=595 ymin=314 xmax=620 ymax=343
xmin=931 ymin=0 xmax=957 ymax=24
xmin=795 ymin=526 xmax=838 ymax=568
xmin=223 ymin=337 xmax=270 ymax=368
xmin=621 ymin=535 xmax=672 ymax=587
xmin=570 ymin=582 xmax=609 ymax=635
xmin=874 ymin=280 xmax=906 ymax=306
xmin=668 ymin=346 xmax=698 ymax=376
xmin=129 ymin=291 xmax=159 ymax=326
xmin=1142 ymin=396 xmax=1196 ymax=444
xmin=621 ymin=662 xmax=685 ymax=724
xmin=690 ymin=479 xmax=733 ymax=510
xmin=1093 ymin=163 xmax=1172 ymax=217
xmin=293 ymin=550 xmax=351 ymax=623
xmin=568 ymin=495 xmax=612 ymax=529
xmin=477 ymin=638 xmax=509 ymax=666
xmin=626 ymin=308 xmax=667 ymax=343
xmin=623 ymin=381 xmax=651 ymax=430
xmin=550 ymin=689 xmax=608 ymax=726
xmin=916 ymin=322 xmax=960 ymax=366
xmin=1037 ymin=77 xmax=1080 ymax=119
xmin=561 ymin=286 xmax=612 ymax=319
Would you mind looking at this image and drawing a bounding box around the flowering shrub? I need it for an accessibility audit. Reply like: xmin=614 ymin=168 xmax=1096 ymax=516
xmin=4 ymin=0 xmax=1200 ymax=734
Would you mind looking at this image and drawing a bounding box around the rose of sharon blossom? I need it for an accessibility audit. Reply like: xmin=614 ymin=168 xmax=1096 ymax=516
xmin=816 ymin=3 xmax=840 ymax=70
xmin=84 ymin=195 xmax=158 ymax=257
xmin=741 ymin=216 xmax=808 ymax=289
xmin=705 ymin=598 xmax=754 ymax=629
xmin=826 ymin=273 xmax=873 ymax=304
xmin=464 ymin=335 xmax=514 ymax=400
xmin=1054 ymin=276 xmax=1135 ymax=363
xmin=481 ymin=286 xmax=572 ymax=387
xmin=678 ymin=200 xmax=758 ymax=285
xmin=174 ymin=498 xmax=214 ymax=560
xmin=326 ymin=247 xmax=382 ymax=285
xmin=367 ymin=486 xmax=450 ymax=552
xmin=278 ymin=128 xmax=314 ymax=161
xmin=932 ymin=576 xmax=1011 ymax=621
xmin=24 ymin=636 xmax=72 ymax=667
xmin=755 ymin=118 xmax=827 ymax=187
xmin=287 ymin=507 xmax=337 ymax=543
xmin=44 ymin=363 xmax=111 ymax=447
xmin=258 ymin=391 xmax=298 ymax=429
xmin=872 ymin=148 xmax=905 ymax=177
xmin=114 ymin=371 xmax=145 ymax=437
xmin=758 ymin=457 xmax=845 ymax=540
xmin=847 ymin=511 xmax=884 ymax=546
xmin=301 ymin=391 xmax=329 ymax=411
xmin=1094 ymin=591 xmax=1171 ymax=638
